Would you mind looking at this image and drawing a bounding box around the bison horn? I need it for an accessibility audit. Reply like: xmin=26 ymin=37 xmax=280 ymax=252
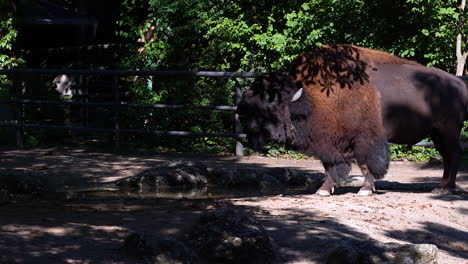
xmin=291 ymin=88 xmax=303 ymax=102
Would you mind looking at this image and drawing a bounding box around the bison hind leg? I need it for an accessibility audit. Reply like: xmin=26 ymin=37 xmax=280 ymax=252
xmin=355 ymin=140 xmax=390 ymax=179
xmin=325 ymin=161 xmax=352 ymax=185
xmin=355 ymin=140 xmax=390 ymax=195
xmin=430 ymin=126 xmax=463 ymax=191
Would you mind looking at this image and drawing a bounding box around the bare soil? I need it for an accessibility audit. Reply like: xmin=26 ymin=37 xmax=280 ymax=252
xmin=0 ymin=148 xmax=467 ymax=264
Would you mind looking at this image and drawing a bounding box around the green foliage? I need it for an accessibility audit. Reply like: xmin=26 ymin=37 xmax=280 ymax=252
xmin=112 ymin=0 xmax=467 ymax=155
xmin=389 ymin=144 xmax=440 ymax=162
xmin=117 ymin=0 xmax=466 ymax=73
xmin=1 ymin=0 xmax=463 ymax=157
xmin=462 ymin=121 xmax=468 ymax=141
xmin=0 ymin=0 xmax=23 ymax=105
xmin=0 ymin=1 xmax=23 ymax=78
xmin=0 ymin=17 xmax=18 ymax=70
xmin=245 ymin=144 xmax=310 ymax=160
xmin=112 ymin=0 xmax=466 ymax=155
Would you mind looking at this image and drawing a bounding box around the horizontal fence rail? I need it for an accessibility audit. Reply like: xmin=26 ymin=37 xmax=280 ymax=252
xmin=0 ymin=69 xmax=260 ymax=155
xmin=0 ymin=99 xmax=238 ymax=111
xmin=0 ymin=68 xmax=467 ymax=156
xmin=0 ymin=123 xmax=247 ymax=138
xmin=0 ymin=69 xmax=264 ymax=78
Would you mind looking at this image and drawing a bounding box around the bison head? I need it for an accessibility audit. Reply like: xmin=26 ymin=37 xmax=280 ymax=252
xmin=236 ymin=73 xmax=304 ymax=151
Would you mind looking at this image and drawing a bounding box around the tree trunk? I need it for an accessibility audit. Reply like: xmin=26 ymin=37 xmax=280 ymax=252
xmin=456 ymin=0 xmax=467 ymax=76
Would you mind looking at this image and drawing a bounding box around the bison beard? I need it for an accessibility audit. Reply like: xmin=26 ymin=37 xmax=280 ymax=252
xmin=238 ymin=44 xmax=468 ymax=195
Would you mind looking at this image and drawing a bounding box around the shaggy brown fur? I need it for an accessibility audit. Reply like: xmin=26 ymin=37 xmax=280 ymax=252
xmin=288 ymin=45 xmax=398 ymax=175
xmin=238 ymin=44 xmax=467 ymax=193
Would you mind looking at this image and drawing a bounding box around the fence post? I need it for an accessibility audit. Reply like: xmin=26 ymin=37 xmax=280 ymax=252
xmin=113 ymin=74 xmax=120 ymax=152
xmin=13 ymin=75 xmax=24 ymax=148
xmin=234 ymin=82 xmax=243 ymax=157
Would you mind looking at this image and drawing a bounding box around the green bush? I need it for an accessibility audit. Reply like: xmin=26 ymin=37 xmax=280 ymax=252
xmin=113 ymin=0 xmax=465 ymax=155
xmin=1 ymin=0 xmax=465 ymax=158
xmin=389 ymin=144 xmax=440 ymax=163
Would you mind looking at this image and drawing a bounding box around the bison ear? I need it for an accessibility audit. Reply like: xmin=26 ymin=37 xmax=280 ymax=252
xmin=290 ymin=88 xmax=303 ymax=102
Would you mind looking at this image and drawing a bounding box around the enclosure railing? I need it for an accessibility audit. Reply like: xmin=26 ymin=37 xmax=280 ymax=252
xmin=0 ymin=69 xmax=467 ymax=156
xmin=0 ymin=69 xmax=265 ymax=156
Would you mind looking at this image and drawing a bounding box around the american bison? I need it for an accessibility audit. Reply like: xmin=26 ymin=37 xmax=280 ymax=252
xmin=237 ymin=45 xmax=467 ymax=195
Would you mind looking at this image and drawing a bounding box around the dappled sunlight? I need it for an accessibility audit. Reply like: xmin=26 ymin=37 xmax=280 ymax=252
xmin=0 ymin=220 xmax=130 ymax=263
xmin=0 ymin=197 xmax=215 ymax=263
xmin=228 ymin=204 xmax=371 ymax=262
xmin=385 ymin=222 xmax=468 ymax=259
xmin=1 ymin=148 xmax=467 ymax=263
xmin=230 ymin=190 xmax=467 ymax=263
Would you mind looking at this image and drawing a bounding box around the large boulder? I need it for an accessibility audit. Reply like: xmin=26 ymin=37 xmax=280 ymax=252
xmin=325 ymin=240 xmax=438 ymax=264
xmin=188 ymin=208 xmax=279 ymax=264
xmin=122 ymin=232 xmax=199 ymax=264
xmin=209 ymin=168 xmax=259 ymax=186
xmin=209 ymin=167 xmax=323 ymax=190
xmin=0 ymin=169 xmax=55 ymax=197
xmin=117 ymin=161 xmax=208 ymax=191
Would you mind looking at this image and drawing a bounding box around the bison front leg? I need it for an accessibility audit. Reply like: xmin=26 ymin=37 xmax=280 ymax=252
xmin=316 ymin=172 xmax=335 ymax=196
xmin=316 ymin=162 xmax=351 ymax=196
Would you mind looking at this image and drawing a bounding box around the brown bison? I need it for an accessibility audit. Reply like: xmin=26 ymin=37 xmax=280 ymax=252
xmin=237 ymin=45 xmax=468 ymax=195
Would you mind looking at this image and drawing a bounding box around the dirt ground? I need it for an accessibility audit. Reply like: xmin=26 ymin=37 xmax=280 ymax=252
xmin=0 ymin=147 xmax=467 ymax=264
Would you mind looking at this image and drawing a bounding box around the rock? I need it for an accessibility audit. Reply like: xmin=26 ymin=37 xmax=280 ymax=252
xmin=117 ymin=161 xmax=208 ymax=191
xmin=188 ymin=208 xmax=279 ymax=264
xmin=209 ymin=167 xmax=323 ymax=190
xmin=288 ymin=170 xmax=324 ymax=189
xmin=258 ymin=168 xmax=291 ymax=184
xmin=258 ymin=173 xmax=284 ymax=193
xmin=165 ymin=186 xmax=208 ymax=199
xmin=338 ymin=175 xmax=365 ymax=187
xmin=209 ymin=168 xmax=259 ymax=186
xmin=325 ymin=240 xmax=438 ymax=264
xmin=122 ymin=232 xmax=199 ymax=264
xmin=0 ymin=169 xmax=54 ymax=196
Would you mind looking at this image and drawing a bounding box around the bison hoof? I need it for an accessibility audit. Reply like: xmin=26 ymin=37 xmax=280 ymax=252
xmin=431 ymin=187 xmax=462 ymax=195
xmin=316 ymin=189 xmax=332 ymax=196
xmin=357 ymin=189 xmax=373 ymax=196
xmin=431 ymin=188 xmax=450 ymax=195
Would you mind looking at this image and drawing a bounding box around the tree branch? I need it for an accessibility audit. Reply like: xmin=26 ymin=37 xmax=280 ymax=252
xmin=456 ymin=0 xmax=467 ymax=75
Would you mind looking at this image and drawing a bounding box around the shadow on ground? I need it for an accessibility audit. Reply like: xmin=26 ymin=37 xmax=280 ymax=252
xmin=0 ymin=196 xmax=421 ymax=264
xmin=0 ymin=148 xmax=467 ymax=263
xmin=385 ymin=222 xmax=468 ymax=260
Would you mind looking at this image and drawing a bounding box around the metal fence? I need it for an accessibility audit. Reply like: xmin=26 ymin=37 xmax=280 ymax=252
xmin=0 ymin=69 xmax=264 ymax=156
xmin=0 ymin=69 xmax=467 ymax=156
